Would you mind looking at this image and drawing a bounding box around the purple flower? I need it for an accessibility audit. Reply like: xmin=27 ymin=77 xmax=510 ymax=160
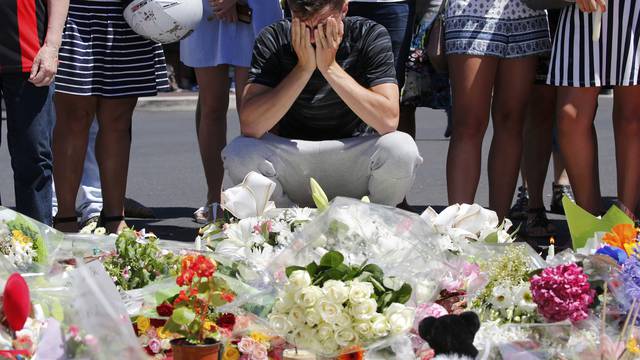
xmin=148 ymin=338 xmax=161 ymax=354
xmin=597 ymin=246 xmax=629 ymax=265
xmin=622 ymin=255 xmax=640 ymax=304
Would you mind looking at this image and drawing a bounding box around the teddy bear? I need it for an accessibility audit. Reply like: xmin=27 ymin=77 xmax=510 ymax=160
xmin=418 ymin=311 xmax=481 ymax=360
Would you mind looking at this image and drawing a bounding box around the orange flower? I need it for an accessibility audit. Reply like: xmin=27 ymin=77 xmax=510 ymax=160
xmin=337 ymin=348 xmax=364 ymax=360
xmin=603 ymin=224 xmax=639 ymax=255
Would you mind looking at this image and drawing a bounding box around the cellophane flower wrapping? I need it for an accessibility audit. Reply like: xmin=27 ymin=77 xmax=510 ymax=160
xmin=259 ymin=197 xmax=447 ymax=357
xmin=0 ymin=255 xmax=147 ymax=359
xmin=0 ymin=207 xmax=63 ymax=270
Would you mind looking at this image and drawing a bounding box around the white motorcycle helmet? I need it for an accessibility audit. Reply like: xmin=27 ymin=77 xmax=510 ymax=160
xmin=124 ymin=0 xmax=203 ymax=44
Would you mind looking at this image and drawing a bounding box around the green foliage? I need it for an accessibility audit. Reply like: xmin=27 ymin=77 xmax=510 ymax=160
xmin=285 ymin=250 xmax=413 ymax=311
xmin=103 ymin=229 xmax=180 ymax=290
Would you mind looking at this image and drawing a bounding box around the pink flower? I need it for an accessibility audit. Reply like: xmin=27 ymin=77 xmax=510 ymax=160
xmin=234 ymin=315 xmax=252 ymax=331
xmin=238 ymin=337 xmax=258 ymax=354
xmin=69 ymin=325 xmax=80 ymax=338
xmin=417 ymin=348 xmax=435 ymax=360
xmin=239 ymin=355 xmax=251 ymax=360
xmin=251 ymin=343 xmax=268 ymax=360
xmin=530 ymin=263 xmax=595 ymax=323
xmin=84 ymin=334 xmax=98 ymax=347
xmin=148 ymin=338 xmax=161 ymax=354
xmin=414 ymin=303 xmax=448 ymax=330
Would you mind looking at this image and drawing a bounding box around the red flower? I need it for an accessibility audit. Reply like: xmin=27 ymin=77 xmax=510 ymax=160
xmin=221 ymin=292 xmax=235 ymax=303
xmin=181 ymin=255 xmax=196 ymax=272
xmin=173 ymin=290 xmax=189 ymax=306
xmin=192 ymin=255 xmax=216 ymax=278
xmin=216 ymin=313 xmax=236 ymax=331
xmin=156 ymin=302 xmax=174 ymax=317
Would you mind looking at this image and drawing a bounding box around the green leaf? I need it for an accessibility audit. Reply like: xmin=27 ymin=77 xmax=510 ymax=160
xmin=306 ymin=262 xmax=318 ymax=277
xmin=377 ymin=292 xmax=393 ymax=310
xmin=320 ymin=251 xmax=344 ymax=268
xmin=362 ymin=264 xmax=384 ymax=280
xmin=310 ymin=178 xmax=330 ymax=211
xmin=483 ymin=231 xmax=499 ymax=244
xmin=285 ymin=266 xmax=307 ymax=278
xmin=392 ymin=283 xmax=413 ymax=304
xmin=171 ymin=307 xmax=196 ymax=326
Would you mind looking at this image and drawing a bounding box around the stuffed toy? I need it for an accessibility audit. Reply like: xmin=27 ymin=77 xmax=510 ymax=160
xmin=418 ymin=311 xmax=480 ymax=360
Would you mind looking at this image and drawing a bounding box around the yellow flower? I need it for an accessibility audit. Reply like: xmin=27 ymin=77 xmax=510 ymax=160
xmin=136 ymin=316 xmax=151 ymax=334
xmin=203 ymin=320 xmax=216 ymax=332
xmin=627 ymin=338 xmax=640 ymax=354
xmin=222 ymin=344 xmax=240 ymax=360
xmin=11 ymin=230 xmax=31 ymax=246
xmin=250 ymin=331 xmax=270 ymax=345
xmin=603 ymin=224 xmax=639 ymax=255
xmin=156 ymin=326 xmax=171 ymax=339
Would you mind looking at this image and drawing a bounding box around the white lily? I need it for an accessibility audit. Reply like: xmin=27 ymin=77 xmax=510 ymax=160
xmin=222 ymin=171 xmax=276 ymax=219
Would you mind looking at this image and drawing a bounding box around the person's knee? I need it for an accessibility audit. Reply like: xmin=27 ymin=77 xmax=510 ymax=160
xmin=616 ymin=108 xmax=640 ymax=134
xmin=223 ymin=136 xmax=277 ymax=183
xmin=372 ymin=131 xmax=422 ymax=178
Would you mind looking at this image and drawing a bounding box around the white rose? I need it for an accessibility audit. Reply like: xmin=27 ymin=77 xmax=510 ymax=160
xmin=335 ymin=327 xmax=359 ymax=347
xmin=348 ymin=281 xmax=374 ymax=304
xmin=268 ymin=314 xmax=291 ymax=334
xmin=317 ymin=300 xmax=342 ymax=324
xmin=349 ymin=298 xmax=378 ymax=321
xmin=288 ymin=306 xmax=307 ymax=327
xmin=332 ymin=311 xmax=353 ymax=330
xmin=384 ymin=303 xmax=414 ymax=335
xmin=320 ymin=337 xmax=340 ymax=355
xmin=370 ymin=314 xmax=390 ymax=338
xmin=304 ymin=308 xmax=322 ymax=327
xmin=317 ymin=323 xmax=334 ymax=341
xmin=287 ymin=270 xmax=311 ymax=290
xmin=294 ymin=286 xmax=323 ymax=308
xmin=323 ymin=280 xmax=349 ymax=304
xmin=353 ymin=321 xmax=374 ymax=340
xmin=273 ymin=294 xmax=295 ymax=314
xmin=294 ymin=328 xmax=319 ymax=350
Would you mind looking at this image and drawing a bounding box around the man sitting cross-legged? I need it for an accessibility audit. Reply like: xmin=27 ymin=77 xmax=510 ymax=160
xmin=223 ymin=0 xmax=423 ymax=207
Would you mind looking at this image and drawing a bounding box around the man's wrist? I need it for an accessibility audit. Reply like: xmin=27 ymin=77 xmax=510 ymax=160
xmin=294 ymin=63 xmax=315 ymax=77
xmin=44 ymin=35 xmax=62 ymax=50
xmin=319 ymin=61 xmax=341 ymax=78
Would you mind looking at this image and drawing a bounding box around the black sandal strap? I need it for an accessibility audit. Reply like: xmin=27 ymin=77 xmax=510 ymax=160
xmin=98 ymin=211 xmax=125 ymax=227
xmin=53 ymin=216 xmax=77 ymax=225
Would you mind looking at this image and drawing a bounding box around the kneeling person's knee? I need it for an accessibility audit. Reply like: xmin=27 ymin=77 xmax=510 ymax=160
xmin=372 ymin=131 xmax=422 ymax=177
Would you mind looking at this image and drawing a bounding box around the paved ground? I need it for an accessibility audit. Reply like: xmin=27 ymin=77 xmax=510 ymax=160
xmin=0 ymin=95 xmax=618 ymax=250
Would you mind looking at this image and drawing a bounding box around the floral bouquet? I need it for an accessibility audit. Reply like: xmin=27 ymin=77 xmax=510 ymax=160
xmin=161 ymin=254 xmax=237 ymax=345
xmin=420 ymin=203 xmax=515 ymax=252
xmin=267 ymin=251 xmax=414 ymax=357
xmin=257 ymin=198 xmax=445 ymax=357
xmin=103 ymin=228 xmax=181 ymax=291
xmin=0 ymin=207 xmax=63 ymax=270
xmin=222 ymin=328 xmax=287 ymax=360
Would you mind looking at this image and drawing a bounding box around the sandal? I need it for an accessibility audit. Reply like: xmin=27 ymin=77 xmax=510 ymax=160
xmin=97 ymin=211 xmax=126 ymax=234
xmin=53 ymin=216 xmax=79 ymax=233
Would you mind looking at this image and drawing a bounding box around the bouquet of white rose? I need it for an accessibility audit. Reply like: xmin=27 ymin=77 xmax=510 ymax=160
xmin=268 ymin=251 xmax=414 ymax=356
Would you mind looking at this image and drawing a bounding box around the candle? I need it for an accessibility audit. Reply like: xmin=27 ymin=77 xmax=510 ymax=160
xmin=195 ymin=236 xmax=202 ymax=251
xmin=593 ymin=10 xmax=602 ymax=41
xmin=548 ymin=237 xmax=555 ymax=260
xmin=283 ymin=349 xmax=316 ymax=360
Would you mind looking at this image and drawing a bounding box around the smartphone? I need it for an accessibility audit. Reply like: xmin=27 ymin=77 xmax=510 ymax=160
xmin=237 ymin=3 xmax=252 ymax=24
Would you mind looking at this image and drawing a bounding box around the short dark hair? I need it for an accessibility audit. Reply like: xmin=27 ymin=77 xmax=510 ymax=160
xmin=287 ymin=0 xmax=345 ymax=19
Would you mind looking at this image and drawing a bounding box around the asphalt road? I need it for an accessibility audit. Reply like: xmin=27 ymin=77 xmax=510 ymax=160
xmin=0 ymin=95 xmax=618 ymax=248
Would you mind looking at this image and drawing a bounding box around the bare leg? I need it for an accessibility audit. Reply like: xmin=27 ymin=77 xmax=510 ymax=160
xmin=612 ymin=86 xmax=640 ymax=217
xmin=556 ymin=87 xmax=601 ymax=215
xmin=552 ymin=150 xmax=570 ymax=185
xmin=95 ymin=97 xmax=138 ymax=234
xmin=446 ymin=55 xmax=498 ymax=205
xmin=52 ymin=94 xmax=98 ymax=232
xmin=489 ymin=56 xmax=537 ymax=220
xmin=523 ymin=84 xmax=555 ymax=209
xmin=195 ymin=65 xmax=231 ymax=206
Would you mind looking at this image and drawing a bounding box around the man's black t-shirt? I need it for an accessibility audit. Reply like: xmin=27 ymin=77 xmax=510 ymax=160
xmin=248 ymin=17 xmax=397 ymax=141
xmin=1 ymin=0 xmax=47 ymax=74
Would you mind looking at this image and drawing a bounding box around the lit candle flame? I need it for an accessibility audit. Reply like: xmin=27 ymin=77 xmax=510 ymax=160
xmin=550 ymin=237 xmax=555 ymax=246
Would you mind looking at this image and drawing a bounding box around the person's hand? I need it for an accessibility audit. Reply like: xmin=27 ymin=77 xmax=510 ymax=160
xmin=29 ymin=44 xmax=58 ymax=87
xmin=211 ymin=0 xmax=237 ymax=21
xmin=291 ymin=18 xmax=316 ymax=73
xmin=315 ymin=17 xmax=343 ymax=73
xmin=576 ymin=0 xmax=606 ymax=13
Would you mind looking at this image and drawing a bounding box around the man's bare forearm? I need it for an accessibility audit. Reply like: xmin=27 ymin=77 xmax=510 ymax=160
xmin=240 ymin=65 xmax=313 ymax=138
xmin=322 ymin=63 xmax=399 ymax=134
xmin=45 ymin=0 xmax=69 ymax=49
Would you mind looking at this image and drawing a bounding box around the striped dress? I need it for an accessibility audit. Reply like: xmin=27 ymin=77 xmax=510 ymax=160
xmin=547 ymin=0 xmax=640 ymax=87
xmin=55 ymin=0 xmax=170 ymax=97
